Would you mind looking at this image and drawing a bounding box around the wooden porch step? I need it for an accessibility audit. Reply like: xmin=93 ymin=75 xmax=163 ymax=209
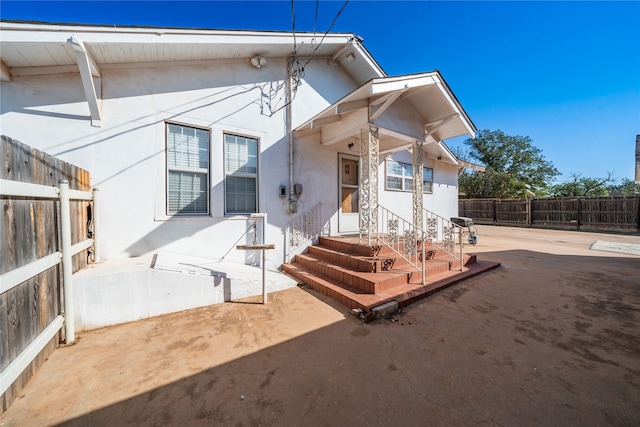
xmin=283 ymin=257 xmax=502 ymax=316
xmin=282 ymin=234 xmax=495 ymax=316
xmin=434 ymin=252 xmax=477 ymax=271
xmin=291 ymin=253 xmax=411 ymax=294
xmin=308 ymin=245 xmax=395 ymax=273
xmin=392 ymin=257 xmax=452 ymax=278
xmin=319 ymin=237 xmax=382 ymax=257
xmin=281 ymin=263 xmax=369 ymax=311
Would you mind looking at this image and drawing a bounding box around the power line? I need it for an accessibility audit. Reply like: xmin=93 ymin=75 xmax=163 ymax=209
xmin=313 ymin=0 xmax=319 ymax=41
xmin=278 ymin=0 xmax=349 ymax=117
xmin=291 ymin=0 xmax=297 ymax=58
xmin=303 ymin=0 xmax=349 ymax=68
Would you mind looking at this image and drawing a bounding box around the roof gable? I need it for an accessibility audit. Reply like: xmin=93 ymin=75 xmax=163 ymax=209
xmin=295 ymin=71 xmax=477 ymax=165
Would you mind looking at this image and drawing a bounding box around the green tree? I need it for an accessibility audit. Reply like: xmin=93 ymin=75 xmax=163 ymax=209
xmin=607 ymin=178 xmax=640 ymax=196
xmin=459 ymin=167 xmax=527 ymax=198
xmin=549 ymin=173 xmax=611 ymax=197
xmin=459 ymin=129 xmax=560 ymax=198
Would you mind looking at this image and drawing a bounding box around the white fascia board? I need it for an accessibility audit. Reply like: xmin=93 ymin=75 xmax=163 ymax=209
xmin=433 ymin=77 xmax=476 ymax=138
xmin=0 ymin=23 xmax=352 ymax=49
xmin=0 ymin=21 xmax=354 ymax=38
xmin=370 ymin=73 xmax=438 ymax=95
xmin=437 ymin=141 xmax=459 ymax=164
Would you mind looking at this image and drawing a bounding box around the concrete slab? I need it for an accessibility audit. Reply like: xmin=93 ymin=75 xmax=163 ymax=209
xmin=589 ymin=240 xmax=640 ymax=256
xmin=72 ymin=252 xmax=298 ymax=331
xmin=1 ymin=226 xmax=639 ymax=426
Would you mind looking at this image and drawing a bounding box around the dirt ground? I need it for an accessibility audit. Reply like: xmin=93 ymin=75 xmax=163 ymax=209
xmin=1 ymin=225 xmax=639 ymax=426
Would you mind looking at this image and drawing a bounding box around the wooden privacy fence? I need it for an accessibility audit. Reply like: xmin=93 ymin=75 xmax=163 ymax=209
xmin=0 ymin=136 xmax=98 ymax=412
xmin=459 ymin=196 xmax=640 ymax=232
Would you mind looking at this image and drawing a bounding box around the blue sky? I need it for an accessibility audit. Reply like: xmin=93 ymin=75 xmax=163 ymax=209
xmin=2 ymin=1 xmax=639 ymax=183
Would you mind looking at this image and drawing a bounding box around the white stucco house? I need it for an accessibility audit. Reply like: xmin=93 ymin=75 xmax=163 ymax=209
xmin=1 ymin=21 xmax=481 ymax=325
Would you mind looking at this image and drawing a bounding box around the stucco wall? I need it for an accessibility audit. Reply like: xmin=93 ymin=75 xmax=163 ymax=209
xmin=1 ymin=58 xmax=458 ymax=267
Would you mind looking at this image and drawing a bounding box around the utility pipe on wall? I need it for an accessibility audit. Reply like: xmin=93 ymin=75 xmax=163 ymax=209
xmin=286 ymin=55 xmax=294 ymax=211
xmin=59 ymin=180 xmax=75 ymax=344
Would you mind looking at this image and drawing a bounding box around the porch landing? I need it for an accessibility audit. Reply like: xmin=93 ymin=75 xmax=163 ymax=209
xmin=282 ymin=236 xmax=500 ymax=318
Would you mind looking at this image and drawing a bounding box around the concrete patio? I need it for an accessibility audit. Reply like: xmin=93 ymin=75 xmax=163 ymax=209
xmin=1 ymin=225 xmax=639 ymax=426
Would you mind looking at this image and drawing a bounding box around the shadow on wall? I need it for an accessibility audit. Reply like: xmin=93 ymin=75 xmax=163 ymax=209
xmin=125 ymin=180 xmax=208 ymax=256
xmin=2 ymin=71 xmax=347 ymax=262
xmin=52 ymin=85 xmax=264 ymax=158
xmin=122 ymin=127 xmax=337 ymax=265
xmin=124 ymin=179 xmax=260 ymax=267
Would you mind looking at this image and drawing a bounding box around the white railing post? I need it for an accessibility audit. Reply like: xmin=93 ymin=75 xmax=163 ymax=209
xmin=421 ymin=231 xmax=426 ymax=285
xmin=459 ymin=227 xmax=464 ymax=271
xmin=92 ymin=188 xmax=100 ymax=262
xmin=261 ymin=213 xmax=267 ymax=304
xmin=59 ymin=180 xmax=75 ymax=344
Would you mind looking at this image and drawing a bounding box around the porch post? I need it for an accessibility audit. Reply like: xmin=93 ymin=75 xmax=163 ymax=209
xmin=359 ymin=125 xmax=379 ymax=243
xmin=413 ymin=139 xmax=424 ymax=230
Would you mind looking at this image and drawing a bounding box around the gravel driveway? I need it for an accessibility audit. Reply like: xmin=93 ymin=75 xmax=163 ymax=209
xmin=2 ymin=225 xmax=639 ymax=426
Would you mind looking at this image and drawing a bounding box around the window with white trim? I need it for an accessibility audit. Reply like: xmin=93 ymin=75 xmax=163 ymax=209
xmin=385 ymin=159 xmax=433 ymax=193
xmin=224 ymin=133 xmax=258 ymax=214
xmin=166 ymin=123 xmax=210 ymax=215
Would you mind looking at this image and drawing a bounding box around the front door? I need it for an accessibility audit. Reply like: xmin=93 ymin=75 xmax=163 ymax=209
xmin=338 ymin=153 xmax=359 ymax=234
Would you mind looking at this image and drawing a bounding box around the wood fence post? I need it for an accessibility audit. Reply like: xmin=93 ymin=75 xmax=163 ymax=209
xmin=527 ymin=198 xmax=532 ymax=226
xmin=493 ymin=199 xmax=497 ymax=224
xmin=576 ymin=198 xmax=582 ymax=231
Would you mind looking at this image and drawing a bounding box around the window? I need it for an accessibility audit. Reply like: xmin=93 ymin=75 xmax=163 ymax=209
xmin=225 ymin=133 xmax=258 ymax=214
xmin=385 ymin=159 xmax=433 ymax=193
xmin=423 ymin=167 xmax=433 ymax=193
xmin=166 ymin=123 xmax=210 ymax=215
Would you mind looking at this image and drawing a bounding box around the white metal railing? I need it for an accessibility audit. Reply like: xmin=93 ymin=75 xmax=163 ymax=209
xmin=422 ymin=208 xmax=464 ymax=271
xmin=0 ymin=178 xmax=98 ymax=396
xmin=283 ymin=203 xmax=327 ymax=263
xmin=375 ymin=205 xmax=426 ymax=285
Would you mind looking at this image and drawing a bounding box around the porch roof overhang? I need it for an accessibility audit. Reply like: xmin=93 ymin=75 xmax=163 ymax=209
xmin=457 ymin=159 xmax=486 ymax=176
xmin=294 ymin=71 xmax=477 ymax=165
xmin=0 ymin=21 xmax=384 ymax=84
